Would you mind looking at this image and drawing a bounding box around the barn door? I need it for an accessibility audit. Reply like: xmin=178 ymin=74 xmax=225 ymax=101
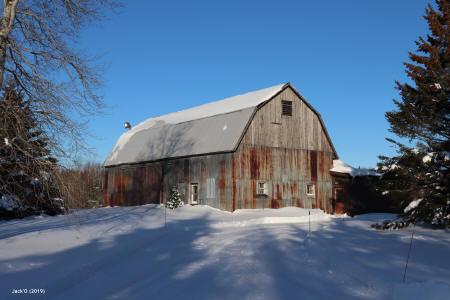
xmin=334 ymin=188 xmax=345 ymax=214
xmin=190 ymin=183 xmax=199 ymax=205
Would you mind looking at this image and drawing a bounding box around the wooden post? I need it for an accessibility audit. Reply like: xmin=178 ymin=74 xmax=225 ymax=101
xmin=403 ymin=223 xmax=416 ymax=283
xmin=309 ymin=210 xmax=311 ymax=235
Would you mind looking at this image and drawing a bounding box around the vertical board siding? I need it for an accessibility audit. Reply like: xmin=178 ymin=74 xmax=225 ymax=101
xmin=104 ymin=86 xmax=336 ymax=213
xmin=105 ymin=163 xmax=162 ymax=206
xmin=310 ymin=151 xmax=318 ymax=181
xmin=233 ymin=86 xmax=335 ymax=213
xmin=232 ymin=146 xmax=334 ymax=213
xmin=105 ymin=154 xmax=234 ymax=211
xmin=240 ymin=86 xmax=333 ymax=154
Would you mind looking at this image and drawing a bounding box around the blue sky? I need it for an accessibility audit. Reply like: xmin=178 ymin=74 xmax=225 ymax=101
xmin=80 ymin=0 xmax=430 ymax=167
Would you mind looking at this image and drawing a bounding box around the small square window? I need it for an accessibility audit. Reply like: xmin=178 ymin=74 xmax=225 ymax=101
xmin=306 ymin=184 xmax=315 ymax=197
xmin=282 ymin=100 xmax=292 ymax=116
xmin=257 ymin=181 xmax=268 ymax=195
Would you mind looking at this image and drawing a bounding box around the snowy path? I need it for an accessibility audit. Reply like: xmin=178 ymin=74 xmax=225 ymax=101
xmin=0 ymin=205 xmax=449 ymax=299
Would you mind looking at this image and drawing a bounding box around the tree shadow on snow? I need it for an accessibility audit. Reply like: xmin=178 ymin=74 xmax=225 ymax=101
xmin=0 ymin=210 xmax=449 ymax=300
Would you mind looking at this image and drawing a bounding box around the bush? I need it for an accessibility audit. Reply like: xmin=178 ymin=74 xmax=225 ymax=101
xmin=166 ymin=186 xmax=184 ymax=209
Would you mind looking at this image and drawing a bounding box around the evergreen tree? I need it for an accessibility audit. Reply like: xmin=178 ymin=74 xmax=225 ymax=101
xmin=0 ymin=87 xmax=63 ymax=218
xmin=166 ymin=186 xmax=184 ymax=209
xmin=377 ymin=0 xmax=449 ymax=228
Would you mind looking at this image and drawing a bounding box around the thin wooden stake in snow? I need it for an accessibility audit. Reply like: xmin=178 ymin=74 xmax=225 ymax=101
xmin=309 ymin=211 xmax=311 ymax=235
xmin=403 ymin=222 xmax=416 ymax=283
xmin=164 ymin=200 xmax=167 ymax=227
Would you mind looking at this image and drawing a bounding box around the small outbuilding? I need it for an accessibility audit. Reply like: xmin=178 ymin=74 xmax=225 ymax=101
xmin=330 ymin=160 xmax=381 ymax=214
xmin=104 ymin=83 xmax=342 ymax=213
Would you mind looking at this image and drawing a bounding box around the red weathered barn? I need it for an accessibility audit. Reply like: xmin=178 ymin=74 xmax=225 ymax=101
xmin=103 ymin=83 xmax=342 ymax=213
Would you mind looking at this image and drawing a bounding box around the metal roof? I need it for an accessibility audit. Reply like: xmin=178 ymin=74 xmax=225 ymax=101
xmin=104 ymin=83 xmax=287 ymax=166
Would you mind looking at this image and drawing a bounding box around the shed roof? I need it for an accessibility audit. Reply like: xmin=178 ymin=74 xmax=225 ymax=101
xmin=330 ymin=160 xmax=380 ymax=177
xmin=104 ymin=83 xmax=338 ymax=167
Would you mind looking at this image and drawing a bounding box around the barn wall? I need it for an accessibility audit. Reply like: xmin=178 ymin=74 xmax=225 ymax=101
xmin=234 ymin=86 xmax=335 ymax=213
xmin=241 ymin=86 xmax=334 ymax=153
xmin=104 ymin=163 xmax=162 ymax=207
xmin=104 ymin=153 xmax=234 ymax=211
xmin=232 ymin=146 xmax=334 ymax=213
xmin=160 ymin=153 xmax=234 ymax=211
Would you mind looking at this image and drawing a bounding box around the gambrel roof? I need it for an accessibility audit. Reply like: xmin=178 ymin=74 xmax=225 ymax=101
xmin=104 ymin=83 xmax=337 ymax=167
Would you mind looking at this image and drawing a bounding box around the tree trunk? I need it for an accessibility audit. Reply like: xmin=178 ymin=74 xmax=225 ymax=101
xmin=0 ymin=0 xmax=19 ymax=89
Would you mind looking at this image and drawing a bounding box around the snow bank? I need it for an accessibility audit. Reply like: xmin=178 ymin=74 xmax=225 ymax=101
xmin=213 ymin=207 xmax=332 ymax=228
xmin=330 ymin=160 xmax=380 ymax=177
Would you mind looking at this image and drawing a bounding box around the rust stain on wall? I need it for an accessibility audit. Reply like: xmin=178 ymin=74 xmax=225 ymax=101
xmin=271 ymin=183 xmax=282 ymax=208
xmin=250 ymin=148 xmax=259 ymax=180
xmin=319 ymin=152 xmax=325 ymax=180
xmin=310 ymin=150 xmax=318 ymax=181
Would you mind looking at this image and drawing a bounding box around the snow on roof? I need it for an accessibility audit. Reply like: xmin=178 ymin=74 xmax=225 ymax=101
xmin=330 ymin=160 xmax=380 ymax=177
xmin=105 ymin=83 xmax=287 ymax=166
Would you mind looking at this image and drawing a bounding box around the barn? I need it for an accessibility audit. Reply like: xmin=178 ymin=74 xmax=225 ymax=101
xmin=103 ymin=83 xmax=342 ymax=213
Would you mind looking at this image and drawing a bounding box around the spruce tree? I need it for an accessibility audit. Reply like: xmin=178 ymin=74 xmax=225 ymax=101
xmin=166 ymin=186 xmax=184 ymax=209
xmin=377 ymin=0 xmax=449 ymax=228
xmin=0 ymin=87 xmax=63 ymax=218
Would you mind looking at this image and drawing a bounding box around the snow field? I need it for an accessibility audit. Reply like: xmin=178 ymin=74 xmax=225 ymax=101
xmin=0 ymin=205 xmax=449 ymax=299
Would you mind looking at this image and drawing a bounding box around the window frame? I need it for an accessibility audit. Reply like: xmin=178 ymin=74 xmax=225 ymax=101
xmin=257 ymin=180 xmax=268 ymax=195
xmin=281 ymin=100 xmax=293 ymax=117
xmin=190 ymin=182 xmax=199 ymax=204
xmin=306 ymin=183 xmax=315 ymax=197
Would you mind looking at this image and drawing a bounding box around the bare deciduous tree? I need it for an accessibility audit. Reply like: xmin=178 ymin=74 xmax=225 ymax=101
xmin=0 ymin=0 xmax=118 ymax=157
xmin=59 ymin=161 xmax=103 ymax=209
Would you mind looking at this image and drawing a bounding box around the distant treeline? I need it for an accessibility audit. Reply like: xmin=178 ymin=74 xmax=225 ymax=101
xmin=60 ymin=162 xmax=104 ymax=209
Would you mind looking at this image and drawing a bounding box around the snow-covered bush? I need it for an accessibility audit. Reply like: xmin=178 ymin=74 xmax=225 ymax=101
xmin=0 ymin=195 xmax=20 ymax=211
xmin=166 ymin=186 xmax=184 ymax=209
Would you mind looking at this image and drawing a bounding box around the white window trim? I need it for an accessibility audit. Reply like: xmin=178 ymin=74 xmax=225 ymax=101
xmin=190 ymin=183 xmax=199 ymax=204
xmin=257 ymin=180 xmax=268 ymax=195
xmin=306 ymin=183 xmax=315 ymax=197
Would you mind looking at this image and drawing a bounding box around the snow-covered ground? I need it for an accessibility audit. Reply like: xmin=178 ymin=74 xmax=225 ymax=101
xmin=0 ymin=205 xmax=449 ymax=300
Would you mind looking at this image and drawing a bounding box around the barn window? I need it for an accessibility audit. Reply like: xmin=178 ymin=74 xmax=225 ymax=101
xmin=206 ymin=178 xmax=216 ymax=199
xmin=306 ymin=184 xmax=315 ymax=197
xmin=257 ymin=181 xmax=268 ymax=195
xmin=281 ymin=100 xmax=292 ymax=116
